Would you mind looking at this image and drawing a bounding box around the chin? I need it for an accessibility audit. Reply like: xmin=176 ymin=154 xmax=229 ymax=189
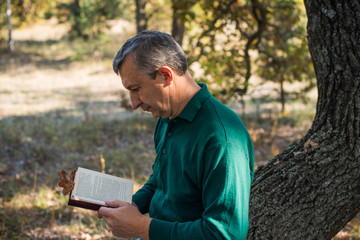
xmin=151 ymin=112 xmax=159 ymax=118
xmin=152 ymin=112 xmax=167 ymax=119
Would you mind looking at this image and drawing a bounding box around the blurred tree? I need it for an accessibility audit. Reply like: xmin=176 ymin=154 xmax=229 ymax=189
xmin=0 ymin=0 xmax=55 ymax=29
xmin=70 ymin=0 xmax=83 ymax=38
xmin=0 ymin=3 xmax=5 ymax=32
xmin=184 ymin=0 xmax=315 ymax=116
xmin=12 ymin=0 xmax=54 ymax=25
xmin=1 ymin=0 xmax=135 ymax=41
xmin=248 ymin=1 xmax=360 ymax=239
xmin=134 ymin=0 xmax=173 ymax=34
xmin=1 ymin=0 xmax=55 ymax=43
xmin=185 ymin=0 xmax=267 ymax=108
xmin=171 ymin=0 xmax=197 ymax=46
xmin=235 ymin=0 xmax=267 ymax=111
xmin=6 ymin=0 xmax=14 ymax=51
xmin=67 ymin=0 xmax=111 ymax=39
xmin=57 ymin=0 xmax=134 ymax=39
xmin=171 ymin=0 xmax=185 ymax=46
xmin=135 ymin=0 xmax=148 ymax=32
xmin=134 ymin=0 xmax=196 ymax=46
xmin=256 ymin=0 xmax=315 ymax=117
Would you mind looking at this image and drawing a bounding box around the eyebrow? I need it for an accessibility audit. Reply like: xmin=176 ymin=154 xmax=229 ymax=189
xmin=124 ymin=83 xmax=139 ymax=90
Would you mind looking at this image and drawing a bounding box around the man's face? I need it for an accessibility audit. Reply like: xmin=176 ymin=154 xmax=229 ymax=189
xmin=119 ymin=55 xmax=171 ymax=118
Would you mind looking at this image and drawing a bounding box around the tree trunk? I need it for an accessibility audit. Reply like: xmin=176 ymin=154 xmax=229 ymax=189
xmin=135 ymin=0 xmax=147 ymax=33
xmin=247 ymin=1 xmax=360 ymax=239
xmin=6 ymin=0 xmax=14 ymax=51
xmin=171 ymin=1 xmax=185 ymax=46
xmin=72 ymin=0 xmax=83 ymax=38
xmin=280 ymin=75 xmax=286 ymax=117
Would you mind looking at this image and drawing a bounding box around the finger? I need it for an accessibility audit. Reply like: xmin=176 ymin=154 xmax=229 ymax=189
xmin=98 ymin=201 xmax=129 ymax=217
xmin=97 ymin=212 xmax=103 ymax=219
xmin=105 ymin=200 xmax=128 ymax=208
xmin=98 ymin=205 xmax=115 ymax=217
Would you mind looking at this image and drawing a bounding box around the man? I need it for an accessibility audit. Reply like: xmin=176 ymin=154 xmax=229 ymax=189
xmin=98 ymin=30 xmax=254 ymax=240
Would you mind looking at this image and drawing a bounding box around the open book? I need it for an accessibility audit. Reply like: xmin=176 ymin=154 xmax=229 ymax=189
xmin=68 ymin=167 xmax=134 ymax=211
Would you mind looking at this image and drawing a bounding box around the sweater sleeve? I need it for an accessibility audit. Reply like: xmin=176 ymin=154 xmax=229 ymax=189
xmin=148 ymin=143 xmax=253 ymax=240
xmin=132 ymin=174 xmax=155 ymax=214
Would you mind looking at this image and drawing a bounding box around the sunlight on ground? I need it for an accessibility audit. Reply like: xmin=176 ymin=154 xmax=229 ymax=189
xmin=12 ymin=18 xmax=70 ymax=41
xmin=0 ymin=61 xmax=126 ymax=118
xmin=1 ymin=17 xmax=134 ymax=119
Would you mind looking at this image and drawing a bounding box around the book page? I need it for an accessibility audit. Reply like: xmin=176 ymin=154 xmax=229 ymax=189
xmin=71 ymin=167 xmax=134 ymax=205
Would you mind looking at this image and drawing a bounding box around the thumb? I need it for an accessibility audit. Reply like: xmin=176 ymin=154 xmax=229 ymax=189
xmin=98 ymin=200 xmax=124 ymax=217
xmin=105 ymin=200 xmax=127 ymax=208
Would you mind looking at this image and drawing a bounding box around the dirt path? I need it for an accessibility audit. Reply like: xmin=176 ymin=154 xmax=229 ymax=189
xmin=1 ymin=18 xmax=136 ymax=119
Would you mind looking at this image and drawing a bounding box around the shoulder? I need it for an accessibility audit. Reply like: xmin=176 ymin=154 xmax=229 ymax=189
xmin=198 ymin=95 xmax=249 ymax=142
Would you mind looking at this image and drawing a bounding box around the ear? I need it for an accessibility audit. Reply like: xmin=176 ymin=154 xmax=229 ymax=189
xmin=158 ymin=66 xmax=174 ymax=86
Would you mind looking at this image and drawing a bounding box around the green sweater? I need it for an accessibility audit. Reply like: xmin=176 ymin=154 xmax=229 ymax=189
xmin=132 ymin=84 xmax=254 ymax=240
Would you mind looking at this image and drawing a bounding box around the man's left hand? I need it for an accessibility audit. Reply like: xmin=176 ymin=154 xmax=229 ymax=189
xmin=98 ymin=200 xmax=151 ymax=240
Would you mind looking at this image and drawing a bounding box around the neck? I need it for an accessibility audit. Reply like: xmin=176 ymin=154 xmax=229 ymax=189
xmin=169 ymin=71 xmax=200 ymax=119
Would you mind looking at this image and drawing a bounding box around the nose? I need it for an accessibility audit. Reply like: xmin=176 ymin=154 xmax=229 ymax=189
xmin=130 ymin=91 xmax=142 ymax=109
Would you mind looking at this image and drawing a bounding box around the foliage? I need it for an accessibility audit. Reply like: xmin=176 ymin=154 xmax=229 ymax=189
xmin=0 ymin=0 xmax=55 ymax=41
xmin=0 ymin=0 xmax=135 ymax=41
xmin=56 ymin=0 xmax=134 ymax=39
xmin=256 ymin=0 xmax=315 ymax=115
xmin=183 ymin=0 xmax=315 ymax=106
xmin=0 ymin=0 xmax=58 ymax=28
xmin=137 ymin=0 xmax=173 ymax=33
xmin=1 ymin=0 xmax=315 ymax=103
xmin=0 ymin=2 xmax=6 ymax=39
xmin=181 ymin=0 xmax=266 ymax=102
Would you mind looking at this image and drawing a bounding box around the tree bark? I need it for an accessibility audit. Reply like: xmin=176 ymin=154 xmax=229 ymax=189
xmin=248 ymin=1 xmax=360 ymax=239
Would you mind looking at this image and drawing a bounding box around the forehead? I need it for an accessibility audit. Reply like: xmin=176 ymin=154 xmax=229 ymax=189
xmin=119 ymin=55 xmax=140 ymax=89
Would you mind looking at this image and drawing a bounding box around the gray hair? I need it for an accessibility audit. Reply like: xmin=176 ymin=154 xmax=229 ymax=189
xmin=112 ymin=30 xmax=188 ymax=79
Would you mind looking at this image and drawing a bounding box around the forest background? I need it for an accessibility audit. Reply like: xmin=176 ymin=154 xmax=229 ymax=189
xmin=0 ymin=0 xmax=359 ymax=239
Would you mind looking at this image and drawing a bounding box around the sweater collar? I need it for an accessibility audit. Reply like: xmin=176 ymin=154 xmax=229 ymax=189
xmin=173 ymin=83 xmax=210 ymax=122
